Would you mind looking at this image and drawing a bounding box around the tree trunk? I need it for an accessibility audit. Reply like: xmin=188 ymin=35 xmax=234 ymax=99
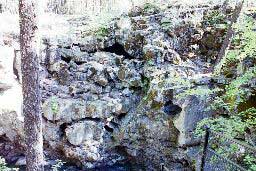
xmin=19 ymin=0 xmax=44 ymax=171
xmin=213 ymin=0 xmax=244 ymax=70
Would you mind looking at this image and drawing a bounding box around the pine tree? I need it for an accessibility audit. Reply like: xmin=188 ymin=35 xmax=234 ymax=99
xmin=19 ymin=0 xmax=44 ymax=170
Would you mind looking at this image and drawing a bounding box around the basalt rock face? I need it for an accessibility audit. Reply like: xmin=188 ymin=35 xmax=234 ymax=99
xmin=41 ymin=47 xmax=144 ymax=168
xmin=0 ymin=4 xmax=236 ymax=170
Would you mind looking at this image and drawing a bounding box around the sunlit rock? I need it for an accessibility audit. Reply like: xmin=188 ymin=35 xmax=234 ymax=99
xmin=65 ymin=121 xmax=103 ymax=146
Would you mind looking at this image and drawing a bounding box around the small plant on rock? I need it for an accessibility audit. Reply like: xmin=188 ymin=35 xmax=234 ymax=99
xmin=51 ymin=159 xmax=66 ymax=171
xmin=0 ymin=156 xmax=18 ymax=171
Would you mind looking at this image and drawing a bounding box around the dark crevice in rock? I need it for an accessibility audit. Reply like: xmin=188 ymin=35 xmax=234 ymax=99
xmin=117 ymin=113 xmax=127 ymax=120
xmin=82 ymin=117 xmax=102 ymax=122
xmin=13 ymin=49 xmax=21 ymax=82
xmin=163 ymin=100 xmax=182 ymax=116
xmin=57 ymin=45 xmax=72 ymax=49
xmin=68 ymin=117 xmax=102 ymax=125
xmin=72 ymin=43 xmax=80 ymax=47
xmin=44 ymin=117 xmax=102 ymax=125
xmin=113 ymin=146 xmax=134 ymax=161
xmin=110 ymin=120 xmax=120 ymax=127
xmin=129 ymin=86 xmax=143 ymax=92
xmin=43 ymin=117 xmax=56 ymax=124
xmin=73 ymin=61 xmax=85 ymax=65
xmin=61 ymin=56 xmax=71 ymax=63
xmin=173 ymin=158 xmax=191 ymax=170
xmin=104 ymin=43 xmax=134 ymax=59
xmin=104 ymin=125 xmax=114 ymax=133
xmin=141 ymin=74 xmax=150 ymax=94
xmin=59 ymin=123 xmax=69 ymax=136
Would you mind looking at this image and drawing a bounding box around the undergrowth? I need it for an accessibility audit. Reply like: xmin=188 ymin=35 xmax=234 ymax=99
xmin=195 ymin=13 xmax=256 ymax=170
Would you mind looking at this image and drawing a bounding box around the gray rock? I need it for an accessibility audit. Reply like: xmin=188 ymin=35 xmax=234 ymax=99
xmin=96 ymin=76 xmax=108 ymax=86
xmin=15 ymin=156 xmax=26 ymax=166
xmin=128 ymin=6 xmax=143 ymax=17
xmin=65 ymin=121 xmax=103 ymax=146
xmin=42 ymin=97 xmax=87 ymax=123
xmin=0 ymin=4 xmax=235 ymax=170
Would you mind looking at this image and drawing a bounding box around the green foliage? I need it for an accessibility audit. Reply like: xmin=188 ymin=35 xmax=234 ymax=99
xmin=211 ymin=14 xmax=256 ymax=112
xmin=141 ymin=76 xmax=150 ymax=94
xmin=233 ymin=16 xmax=256 ymax=58
xmin=239 ymin=107 xmax=256 ymax=127
xmin=143 ymin=3 xmax=160 ymax=14
xmin=0 ymin=156 xmax=18 ymax=171
xmin=195 ymin=116 xmax=246 ymax=138
xmin=51 ymin=97 xmax=59 ymax=115
xmin=0 ymin=157 xmax=10 ymax=171
xmin=244 ymin=155 xmax=256 ymax=171
xmin=196 ymin=13 xmax=256 ymax=170
xmin=160 ymin=17 xmax=172 ymax=30
xmin=94 ymin=26 xmax=109 ymax=38
xmin=207 ymin=96 xmax=231 ymax=113
xmin=164 ymin=75 xmax=191 ymax=90
xmin=51 ymin=159 xmax=66 ymax=171
xmin=176 ymin=87 xmax=220 ymax=100
xmin=215 ymin=15 xmax=256 ymax=76
xmin=203 ymin=10 xmax=226 ymax=26
xmin=146 ymin=59 xmax=155 ymax=66
xmin=225 ymin=49 xmax=240 ymax=63
xmin=223 ymin=67 xmax=256 ymax=110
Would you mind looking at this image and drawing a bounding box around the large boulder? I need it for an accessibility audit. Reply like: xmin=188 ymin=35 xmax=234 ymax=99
xmin=65 ymin=121 xmax=103 ymax=146
xmin=42 ymin=97 xmax=87 ymax=123
xmin=118 ymin=113 xmax=181 ymax=170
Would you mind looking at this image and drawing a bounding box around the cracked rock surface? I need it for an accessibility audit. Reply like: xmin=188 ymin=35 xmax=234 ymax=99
xmin=0 ymin=3 xmax=237 ymax=170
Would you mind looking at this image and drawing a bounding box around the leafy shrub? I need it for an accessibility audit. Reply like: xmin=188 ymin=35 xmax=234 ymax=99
xmin=143 ymin=3 xmax=160 ymax=14
xmin=215 ymin=15 xmax=256 ymax=75
xmin=195 ymin=116 xmax=246 ymax=138
xmin=244 ymin=155 xmax=256 ymax=171
xmin=94 ymin=26 xmax=109 ymax=37
xmin=203 ymin=10 xmax=226 ymax=26
xmin=160 ymin=17 xmax=172 ymax=30
xmin=0 ymin=156 xmax=18 ymax=171
xmin=195 ymin=13 xmax=256 ymax=170
xmin=51 ymin=159 xmax=66 ymax=171
xmin=239 ymin=107 xmax=256 ymax=127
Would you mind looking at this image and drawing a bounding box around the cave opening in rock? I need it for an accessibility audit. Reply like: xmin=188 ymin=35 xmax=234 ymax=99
xmin=117 ymin=113 xmax=127 ymax=120
xmin=163 ymin=100 xmax=182 ymax=116
xmin=73 ymin=61 xmax=84 ymax=65
xmin=162 ymin=89 xmax=182 ymax=116
xmin=59 ymin=123 xmax=69 ymax=137
xmin=104 ymin=43 xmax=134 ymax=59
xmin=61 ymin=56 xmax=71 ymax=63
xmin=104 ymin=125 xmax=114 ymax=133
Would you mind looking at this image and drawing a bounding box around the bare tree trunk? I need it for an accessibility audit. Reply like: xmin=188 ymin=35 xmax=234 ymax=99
xmin=214 ymin=0 xmax=244 ymax=70
xmin=19 ymin=0 xmax=44 ymax=171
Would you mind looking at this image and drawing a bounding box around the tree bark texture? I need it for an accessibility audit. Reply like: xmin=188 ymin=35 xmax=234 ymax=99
xmin=19 ymin=0 xmax=44 ymax=170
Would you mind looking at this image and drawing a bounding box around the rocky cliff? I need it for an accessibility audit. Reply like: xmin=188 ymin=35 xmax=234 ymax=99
xmin=0 ymin=3 xmax=238 ymax=170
